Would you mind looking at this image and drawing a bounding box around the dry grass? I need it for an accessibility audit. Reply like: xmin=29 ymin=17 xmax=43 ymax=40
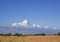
xmin=0 ymin=36 xmax=60 ymax=42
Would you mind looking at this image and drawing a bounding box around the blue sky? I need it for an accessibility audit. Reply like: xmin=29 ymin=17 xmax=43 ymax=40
xmin=0 ymin=0 xmax=60 ymax=27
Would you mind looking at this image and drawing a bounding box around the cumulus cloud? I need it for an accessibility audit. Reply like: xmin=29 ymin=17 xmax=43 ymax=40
xmin=18 ymin=19 xmax=28 ymax=27
xmin=32 ymin=24 xmax=42 ymax=28
xmin=11 ymin=19 xmax=57 ymax=30
xmin=37 ymin=24 xmax=41 ymax=28
xmin=12 ymin=23 xmax=17 ymax=27
xmin=44 ymin=26 xmax=49 ymax=29
xmin=12 ymin=19 xmax=28 ymax=27
xmin=52 ymin=27 xmax=57 ymax=29
xmin=32 ymin=24 xmax=36 ymax=27
xmin=32 ymin=24 xmax=49 ymax=29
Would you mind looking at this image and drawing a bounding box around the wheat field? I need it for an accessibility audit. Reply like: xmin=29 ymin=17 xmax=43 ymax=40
xmin=0 ymin=36 xmax=60 ymax=42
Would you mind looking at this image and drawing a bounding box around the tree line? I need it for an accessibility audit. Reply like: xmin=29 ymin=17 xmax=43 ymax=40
xmin=0 ymin=32 xmax=60 ymax=36
xmin=0 ymin=33 xmax=22 ymax=36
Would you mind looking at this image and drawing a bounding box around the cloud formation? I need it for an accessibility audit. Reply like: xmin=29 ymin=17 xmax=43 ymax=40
xmin=18 ymin=19 xmax=28 ymax=27
xmin=12 ymin=19 xmax=28 ymax=27
xmin=12 ymin=19 xmax=57 ymax=29
xmin=52 ymin=27 xmax=57 ymax=29
xmin=12 ymin=23 xmax=17 ymax=27
xmin=44 ymin=26 xmax=49 ymax=29
xmin=32 ymin=24 xmax=42 ymax=28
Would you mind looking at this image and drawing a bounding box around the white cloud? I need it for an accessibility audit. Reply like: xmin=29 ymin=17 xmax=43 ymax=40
xmin=12 ymin=23 xmax=17 ymax=27
xmin=32 ymin=24 xmax=49 ymax=28
xmin=44 ymin=26 xmax=49 ymax=29
xmin=32 ymin=24 xmax=42 ymax=28
xmin=12 ymin=19 xmax=28 ymax=27
xmin=11 ymin=19 xmax=57 ymax=30
xmin=37 ymin=24 xmax=41 ymax=28
xmin=32 ymin=24 xmax=36 ymax=27
xmin=52 ymin=27 xmax=57 ymax=30
xmin=18 ymin=19 xmax=28 ymax=27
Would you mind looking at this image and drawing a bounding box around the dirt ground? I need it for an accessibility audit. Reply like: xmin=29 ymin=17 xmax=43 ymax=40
xmin=0 ymin=36 xmax=60 ymax=42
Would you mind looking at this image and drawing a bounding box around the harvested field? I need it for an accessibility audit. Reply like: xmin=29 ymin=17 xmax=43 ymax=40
xmin=0 ymin=36 xmax=60 ymax=42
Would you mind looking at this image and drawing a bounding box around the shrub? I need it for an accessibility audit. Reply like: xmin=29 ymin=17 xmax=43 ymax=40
xmin=34 ymin=33 xmax=46 ymax=36
xmin=58 ymin=32 xmax=60 ymax=36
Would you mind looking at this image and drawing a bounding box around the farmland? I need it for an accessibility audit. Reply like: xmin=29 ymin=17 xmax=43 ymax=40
xmin=0 ymin=36 xmax=60 ymax=42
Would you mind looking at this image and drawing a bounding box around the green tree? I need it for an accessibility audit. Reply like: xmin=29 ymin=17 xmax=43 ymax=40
xmin=19 ymin=33 xmax=23 ymax=36
xmin=41 ymin=33 xmax=46 ymax=36
xmin=8 ymin=33 xmax=11 ymax=36
xmin=0 ymin=34 xmax=4 ymax=36
xmin=15 ymin=33 xmax=19 ymax=36
xmin=14 ymin=33 xmax=22 ymax=36
xmin=58 ymin=32 xmax=60 ymax=36
xmin=34 ymin=34 xmax=41 ymax=36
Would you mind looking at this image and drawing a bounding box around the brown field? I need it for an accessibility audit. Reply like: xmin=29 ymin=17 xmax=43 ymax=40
xmin=0 ymin=36 xmax=60 ymax=42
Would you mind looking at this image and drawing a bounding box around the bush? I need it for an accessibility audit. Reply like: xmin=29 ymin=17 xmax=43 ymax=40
xmin=34 ymin=33 xmax=46 ymax=36
xmin=58 ymin=32 xmax=60 ymax=36
xmin=34 ymin=34 xmax=41 ymax=36
xmin=14 ymin=33 xmax=22 ymax=36
xmin=41 ymin=33 xmax=46 ymax=36
xmin=0 ymin=34 xmax=4 ymax=36
xmin=4 ymin=33 xmax=11 ymax=36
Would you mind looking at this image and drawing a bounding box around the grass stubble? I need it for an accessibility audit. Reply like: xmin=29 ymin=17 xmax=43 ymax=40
xmin=0 ymin=36 xmax=60 ymax=42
